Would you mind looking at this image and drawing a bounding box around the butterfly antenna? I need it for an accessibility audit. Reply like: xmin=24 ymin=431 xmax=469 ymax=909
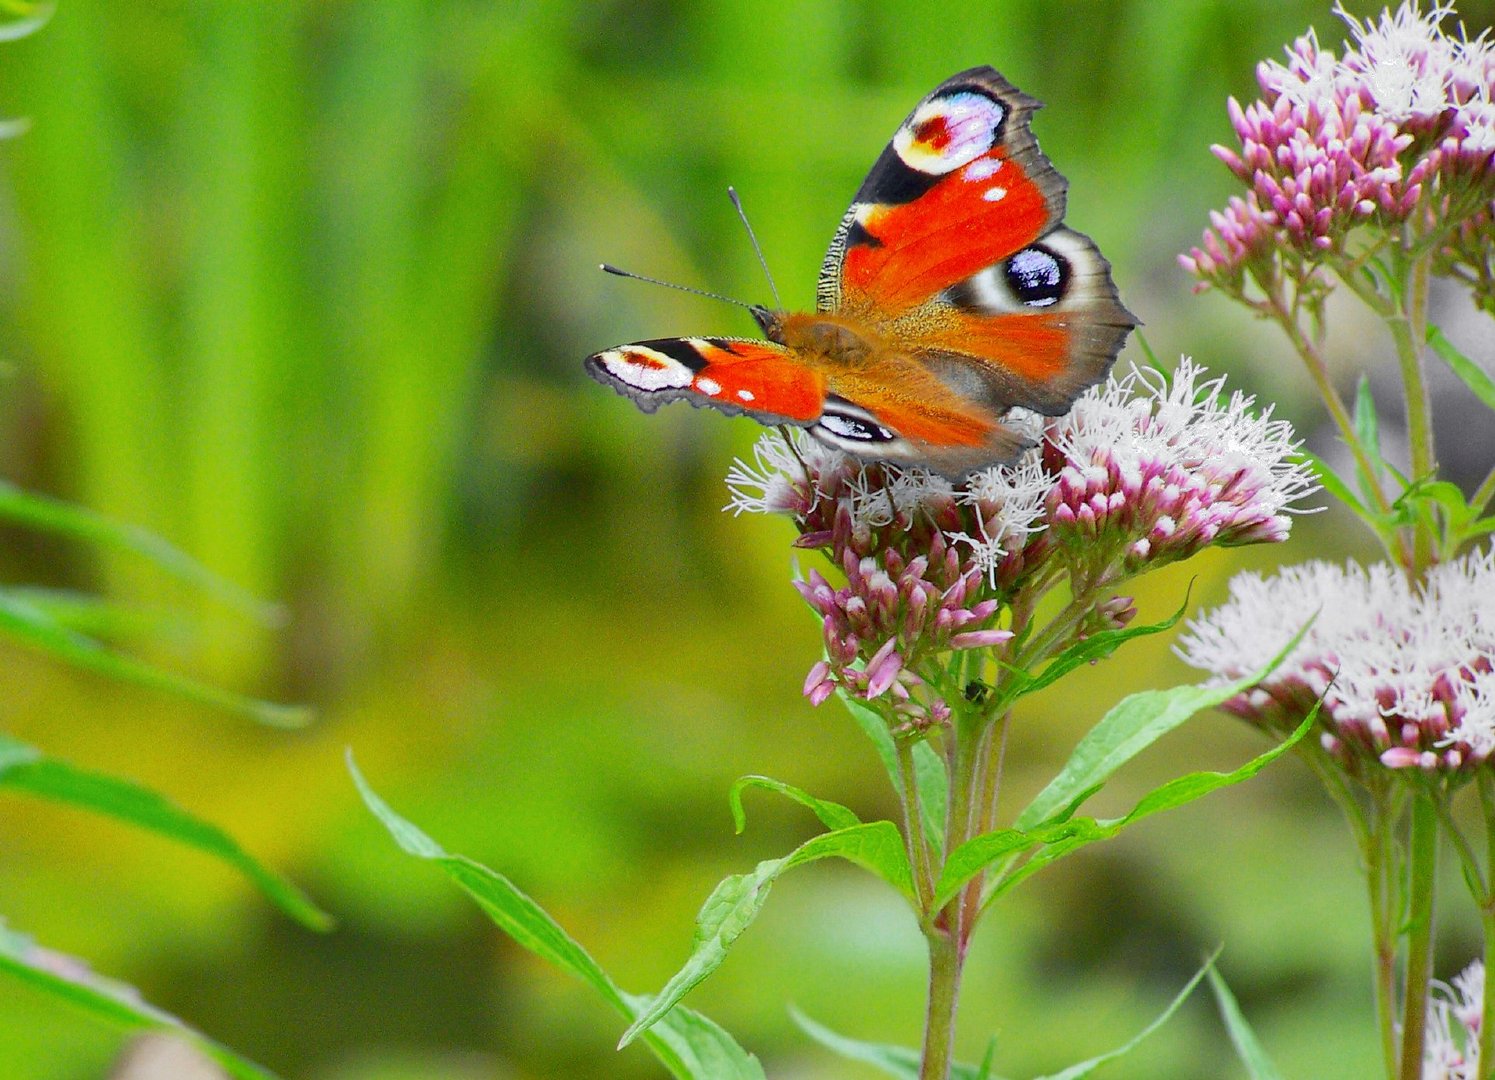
xmin=727 ymin=186 xmax=783 ymax=311
xmin=599 ymin=263 xmax=757 ymax=311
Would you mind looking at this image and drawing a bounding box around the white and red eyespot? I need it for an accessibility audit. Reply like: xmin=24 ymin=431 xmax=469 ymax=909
xmin=893 ymin=91 xmax=1005 ymax=176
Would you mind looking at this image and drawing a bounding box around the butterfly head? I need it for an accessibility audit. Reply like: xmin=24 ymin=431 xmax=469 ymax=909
xmin=749 ymin=304 xmax=782 ymax=341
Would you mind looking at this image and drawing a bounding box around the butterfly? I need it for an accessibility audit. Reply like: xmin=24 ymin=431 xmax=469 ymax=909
xmin=584 ymin=67 xmax=1137 ymax=477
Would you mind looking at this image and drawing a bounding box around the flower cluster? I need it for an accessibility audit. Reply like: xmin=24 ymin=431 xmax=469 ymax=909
xmin=1182 ymin=1 xmax=1495 ymax=291
xmin=1426 ymin=960 xmax=1484 ymax=1079
xmin=1042 ymin=360 xmax=1314 ymax=582
xmin=1177 ymin=551 xmax=1495 ymax=774
xmin=728 ymin=359 xmax=1310 ymax=729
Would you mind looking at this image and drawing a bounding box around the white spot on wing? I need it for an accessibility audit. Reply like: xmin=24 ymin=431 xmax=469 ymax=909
xmin=964 ymin=157 xmax=1003 ymax=181
xmin=982 ymin=186 xmax=1007 ymax=202
xmin=737 ymin=389 xmax=755 ymax=402
xmin=599 ymin=347 xmax=694 ymax=392
xmin=695 ymin=376 xmax=722 ymax=396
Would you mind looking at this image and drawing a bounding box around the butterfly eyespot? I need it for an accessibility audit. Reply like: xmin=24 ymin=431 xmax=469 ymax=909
xmin=1004 ymin=245 xmax=1068 ymax=308
xmin=893 ymin=91 xmax=1005 ymax=176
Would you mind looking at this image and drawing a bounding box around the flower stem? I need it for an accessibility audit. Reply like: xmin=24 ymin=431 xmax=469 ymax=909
xmin=1386 ymin=249 xmax=1437 ymax=573
xmin=1368 ymin=805 xmax=1400 ymax=1080
xmin=1264 ymin=282 xmax=1393 ymax=522
xmin=1478 ymin=773 xmax=1495 ymax=1078
xmin=1473 ymin=461 xmax=1495 ymax=518
xmin=920 ymin=923 xmax=964 ymax=1080
xmin=899 ymin=738 xmax=936 ymax=911
xmin=1399 ymin=792 xmax=1439 ymax=1080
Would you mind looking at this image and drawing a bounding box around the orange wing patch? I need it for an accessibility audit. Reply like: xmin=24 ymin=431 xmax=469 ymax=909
xmin=688 ymin=340 xmax=826 ymax=421
xmin=841 ymin=149 xmax=1052 ymax=315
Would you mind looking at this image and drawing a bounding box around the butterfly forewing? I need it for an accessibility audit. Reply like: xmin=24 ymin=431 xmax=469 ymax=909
xmin=585 ymin=337 xmax=826 ymax=424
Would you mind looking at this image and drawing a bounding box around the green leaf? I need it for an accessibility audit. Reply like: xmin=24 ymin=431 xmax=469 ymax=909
xmin=0 ymin=923 xmax=280 ymax=1080
xmin=1208 ymin=965 xmax=1284 ymax=1080
xmin=841 ymin=691 xmax=903 ymax=797
xmin=840 ymin=692 xmax=945 ymax=852
xmin=987 ymin=712 xmax=1315 ymax=905
xmin=1003 ymin=590 xmax=1191 ymax=705
xmin=0 ymin=589 xmax=309 ymax=728
xmin=1032 ymin=950 xmax=1218 ymax=1079
xmin=0 ymin=734 xmax=331 ymax=930
xmin=348 ymin=753 xmax=766 ymax=1080
xmin=729 ymin=775 xmax=861 ymax=833
xmin=1015 ymin=618 xmax=1312 ymax=831
xmin=1429 ymin=326 xmax=1495 ymax=412
xmin=1296 ymin=449 xmax=1372 ymax=520
xmin=1132 ymin=330 xmax=1169 ymax=375
xmin=0 ymin=479 xmax=280 ymax=624
xmin=930 ymin=828 xmax=1037 ymax=911
xmin=1351 ymin=374 xmax=1386 ymax=505
xmin=620 ymin=820 xmax=913 ymax=1047
xmin=789 ymin=1007 xmax=1004 ymax=1080
xmin=913 ymin=740 xmax=948 ymax=857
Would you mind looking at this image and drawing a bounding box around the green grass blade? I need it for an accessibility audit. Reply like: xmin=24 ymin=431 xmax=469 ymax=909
xmin=348 ymin=752 xmax=766 ymax=1080
xmin=0 ymin=924 xmax=281 ymax=1080
xmin=0 ymin=734 xmax=330 ymax=930
xmin=0 ymin=480 xmax=280 ymax=624
xmin=0 ymin=589 xmax=309 ymax=728
xmin=1033 ymin=950 xmax=1219 ymax=1079
xmin=1207 ymin=965 xmax=1285 ymax=1080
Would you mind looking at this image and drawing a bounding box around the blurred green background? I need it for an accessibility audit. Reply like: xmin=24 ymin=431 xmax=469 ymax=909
xmin=1 ymin=2 xmax=1493 ymax=1078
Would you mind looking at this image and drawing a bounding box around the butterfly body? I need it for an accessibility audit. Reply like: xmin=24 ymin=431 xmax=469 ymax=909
xmin=586 ymin=67 xmax=1137 ymax=477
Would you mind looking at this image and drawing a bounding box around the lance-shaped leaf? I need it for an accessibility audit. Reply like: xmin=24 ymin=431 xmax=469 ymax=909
xmin=0 ymin=923 xmax=280 ymax=1080
xmin=1000 ymin=591 xmax=1191 ymax=706
xmin=729 ymin=774 xmax=861 ymax=833
xmin=1429 ymin=326 xmax=1495 ymax=412
xmin=789 ymin=1007 xmax=1002 ymax=1080
xmin=983 ymin=713 xmax=1314 ymax=907
xmin=348 ymin=753 xmax=766 ymax=1080
xmin=839 ymin=693 xmax=947 ymax=854
xmin=1015 ymin=619 xmax=1312 ymax=831
xmin=0 ymin=734 xmax=330 ymax=930
xmin=619 ymin=820 xmax=913 ymax=1047
xmin=928 ymin=712 xmax=1314 ymax=913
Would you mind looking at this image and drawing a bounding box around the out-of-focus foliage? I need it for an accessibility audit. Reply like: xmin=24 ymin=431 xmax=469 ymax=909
xmin=0 ymin=2 xmax=1492 ymax=1078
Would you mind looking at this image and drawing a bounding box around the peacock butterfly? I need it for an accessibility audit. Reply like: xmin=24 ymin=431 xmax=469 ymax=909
xmin=584 ymin=67 xmax=1137 ymax=477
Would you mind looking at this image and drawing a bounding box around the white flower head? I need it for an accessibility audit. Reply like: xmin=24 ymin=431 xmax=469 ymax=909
xmin=1045 ymin=358 xmax=1316 ymax=569
xmin=1179 ymin=551 xmax=1495 ymax=772
xmin=1425 ymin=959 xmax=1483 ymax=1079
xmin=725 ymin=428 xmax=845 ymax=516
xmin=1336 ymin=1 xmax=1462 ymax=123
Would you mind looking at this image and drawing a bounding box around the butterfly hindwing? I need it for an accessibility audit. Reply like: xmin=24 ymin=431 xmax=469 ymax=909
xmin=585 ymin=337 xmax=826 ymax=425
